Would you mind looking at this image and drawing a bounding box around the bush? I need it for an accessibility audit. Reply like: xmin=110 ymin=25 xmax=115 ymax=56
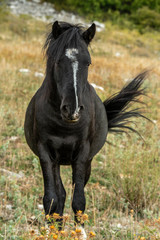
xmin=131 ymin=6 xmax=160 ymax=31
xmin=43 ymin=0 xmax=160 ymax=16
xmin=42 ymin=0 xmax=160 ymax=31
xmin=0 ymin=0 xmax=9 ymax=22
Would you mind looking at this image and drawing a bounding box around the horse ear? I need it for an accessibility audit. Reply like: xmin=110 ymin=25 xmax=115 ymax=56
xmin=52 ymin=21 xmax=62 ymax=39
xmin=83 ymin=23 xmax=96 ymax=44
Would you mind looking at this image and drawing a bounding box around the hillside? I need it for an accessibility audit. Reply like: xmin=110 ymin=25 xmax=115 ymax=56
xmin=0 ymin=8 xmax=160 ymax=240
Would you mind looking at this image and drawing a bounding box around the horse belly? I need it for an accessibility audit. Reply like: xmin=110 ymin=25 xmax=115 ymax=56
xmin=24 ymin=96 xmax=39 ymax=156
xmin=89 ymin=101 xmax=108 ymax=158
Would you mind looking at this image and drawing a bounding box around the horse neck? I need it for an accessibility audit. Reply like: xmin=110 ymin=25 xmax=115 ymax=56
xmin=43 ymin=70 xmax=61 ymax=111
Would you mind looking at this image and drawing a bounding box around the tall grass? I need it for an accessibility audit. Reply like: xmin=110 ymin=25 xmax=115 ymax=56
xmin=0 ymin=13 xmax=160 ymax=240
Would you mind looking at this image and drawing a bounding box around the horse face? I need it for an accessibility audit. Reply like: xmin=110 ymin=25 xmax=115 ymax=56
xmin=54 ymin=44 xmax=91 ymax=123
xmin=48 ymin=21 xmax=96 ymax=123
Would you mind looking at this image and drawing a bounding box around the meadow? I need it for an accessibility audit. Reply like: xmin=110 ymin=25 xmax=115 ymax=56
xmin=0 ymin=11 xmax=160 ymax=240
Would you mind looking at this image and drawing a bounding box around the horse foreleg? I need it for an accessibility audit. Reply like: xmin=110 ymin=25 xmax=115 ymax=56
xmin=84 ymin=159 xmax=92 ymax=186
xmin=53 ymin=164 xmax=66 ymax=229
xmin=38 ymin=143 xmax=58 ymax=216
xmin=72 ymin=143 xmax=90 ymax=239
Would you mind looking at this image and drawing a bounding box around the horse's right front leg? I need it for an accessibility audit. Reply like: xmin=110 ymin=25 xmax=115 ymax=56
xmin=38 ymin=143 xmax=58 ymax=215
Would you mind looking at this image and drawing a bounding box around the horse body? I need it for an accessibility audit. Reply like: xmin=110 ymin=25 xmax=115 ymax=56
xmin=25 ymin=81 xmax=108 ymax=163
xmin=25 ymin=22 xmax=108 ymax=223
xmin=24 ymin=21 xmax=148 ymax=236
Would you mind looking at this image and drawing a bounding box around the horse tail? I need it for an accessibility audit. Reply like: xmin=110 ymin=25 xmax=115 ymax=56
xmin=103 ymin=71 xmax=149 ymax=134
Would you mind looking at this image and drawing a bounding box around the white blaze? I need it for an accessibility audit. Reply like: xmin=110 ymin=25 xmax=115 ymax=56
xmin=65 ymin=48 xmax=79 ymax=114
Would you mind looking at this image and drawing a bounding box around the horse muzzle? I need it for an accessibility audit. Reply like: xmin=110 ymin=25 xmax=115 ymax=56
xmin=60 ymin=104 xmax=83 ymax=123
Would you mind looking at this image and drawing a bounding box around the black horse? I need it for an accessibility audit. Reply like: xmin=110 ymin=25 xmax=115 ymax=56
xmin=24 ymin=21 xmax=148 ymax=237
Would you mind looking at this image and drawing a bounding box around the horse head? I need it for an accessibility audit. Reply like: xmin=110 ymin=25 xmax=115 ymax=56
xmin=45 ymin=21 xmax=96 ymax=122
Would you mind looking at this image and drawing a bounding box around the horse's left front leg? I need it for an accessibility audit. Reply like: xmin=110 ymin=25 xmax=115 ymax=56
xmin=72 ymin=142 xmax=90 ymax=239
xmin=53 ymin=164 xmax=66 ymax=229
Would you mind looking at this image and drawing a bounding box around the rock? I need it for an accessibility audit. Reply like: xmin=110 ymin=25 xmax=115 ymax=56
xmin=0 ymin=168 xmax=25 ymax=180
xmin=30 ymin=215 xmax=36 ymax=221
xmin=93 ymin=20 xmax=105 ymax=32
xmin=115 ymin=52 xmax=121 ymax=57
xmin=37 ymin=204 xmax=43 ymax=210
xmin=8 ymin=0 xmax=105 ymax=31
xmin=34 ymin=72 xmax=44 ymax=78
xmin=91 ymin=83 xmax=104 ymax=91
xmin=6 ymin=204 xmax=12 ymax=211
xmin=9 ymin=136 xmax=20 ymax=142
xmin=19 ymin=68 xmax=30 ymax=73
xmin=32 ymin=0 xmax=41 ymax=3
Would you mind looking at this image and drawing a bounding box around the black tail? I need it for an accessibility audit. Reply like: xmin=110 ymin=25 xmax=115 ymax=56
xmin=103 ymin=71 xmax=149 ymax=134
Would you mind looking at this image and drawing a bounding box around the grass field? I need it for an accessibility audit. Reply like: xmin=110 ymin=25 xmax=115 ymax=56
xmin=0 ymin=11 xmax=160 ymax=240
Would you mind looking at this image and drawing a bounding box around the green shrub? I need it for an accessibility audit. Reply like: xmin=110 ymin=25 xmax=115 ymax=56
xmin=43 ymin=0 xmax=160 ymax=16
xmin=131 ymin=7 xmax=160 ymax=31
xmin=42 ymin=0 xmax=160 ymax=31
xmin=0 ymin=0 xmax=9 ymax=22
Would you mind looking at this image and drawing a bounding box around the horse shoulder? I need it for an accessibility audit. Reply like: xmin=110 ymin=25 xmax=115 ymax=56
xmin=24 ymin=85 xmax=48 ymax=154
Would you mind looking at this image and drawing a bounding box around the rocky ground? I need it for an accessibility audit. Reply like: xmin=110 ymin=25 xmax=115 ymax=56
xmin=7 ymin=0 xmax=105 ymax=31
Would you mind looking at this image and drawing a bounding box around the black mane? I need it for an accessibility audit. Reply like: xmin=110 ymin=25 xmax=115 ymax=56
xmin=44 ymin=22 xmax=85 ymax=63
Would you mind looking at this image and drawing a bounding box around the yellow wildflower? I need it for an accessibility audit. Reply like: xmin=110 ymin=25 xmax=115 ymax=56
xmin=63 ymin=214 xmax=70 ymax=222
xmin=37 ymin=235 xmax=44 ymax=240
xmin=77 ymin=210 xmax=82 ymax=215
xmin=71 ymin=230 xmax=76 ymax=237
xmin=157 ymin=217 xmax=160 ymax=223
xmin=40 ymin=226 xmax=46 ymax=235
xmin=52 ymin=213 xmax=60 ymax=219
xmin=60 ymin=230 xmax=68 ymax=237
xmin=76 ymin=211 xmax=88 ymax=223
xmin=30 ymin=229 xmax=35 ymax=235
xmin=80 ymin=213 xmax=89 ymax=223
xmin=52 ymin=234 xmax=58 ymax=239
xmin=130 ymin=209 xmax=134 ymax=215
xmin=50 ymin=225 xmax=55 ymax=230
xmin=82 ymin=214 xmax=88 ymax=221
xmin=75 ymin=228 xmax=82 ymax=233
xmin=40 ymin=227 xmax=45 ymax=231
xmin=89 ymin=231 xmax=96 ymax=237
xmin=140 ymin=237 xmax=146 ymax=240
xmin=46 ymin=214 xmax=50 ymax=220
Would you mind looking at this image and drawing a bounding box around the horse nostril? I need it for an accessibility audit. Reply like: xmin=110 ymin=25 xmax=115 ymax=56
xmin=79 ymin=105 xmax=84 ymax=111
xmin=61 ymin=105 xmax=68 ymax=113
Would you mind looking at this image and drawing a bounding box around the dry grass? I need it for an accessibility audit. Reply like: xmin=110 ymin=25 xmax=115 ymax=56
xmin=0 ymin=14 xmax=160 ymax=240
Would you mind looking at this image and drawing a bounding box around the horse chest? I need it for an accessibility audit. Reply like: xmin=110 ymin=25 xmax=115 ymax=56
xmin=48 ymin=135 xmax=79 ymax=164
